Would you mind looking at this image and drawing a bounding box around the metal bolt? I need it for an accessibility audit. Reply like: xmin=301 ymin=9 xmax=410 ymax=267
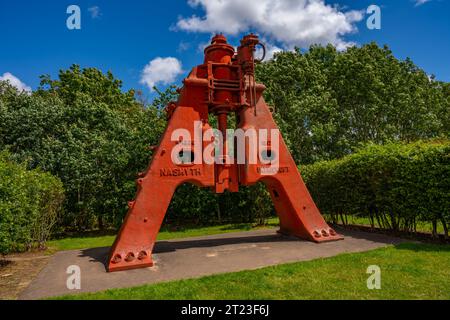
xmin=125 ymin=252 xmax=135 ymax=262
xmin=138 ymin=251 xmax=148 ymax=260
xmin=111 ymin=254 xmax=122 ymax=264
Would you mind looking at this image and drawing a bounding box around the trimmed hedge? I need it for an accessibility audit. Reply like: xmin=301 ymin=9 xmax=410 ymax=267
xmin=0 ymin=152 xmax=64 ymax=254
xmin=167 ymin=182 xmax=274 ymax=227
xmin=301 ymin=141 xmax=450 ymax=237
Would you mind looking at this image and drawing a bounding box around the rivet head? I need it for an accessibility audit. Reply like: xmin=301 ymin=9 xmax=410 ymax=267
xmin=125 ymin=252 xmax=135 ymax=262
xmin=111 ymin=254 xmax=122 ymax=264
xmin=138 ymin=251 xmax=148 ymax=260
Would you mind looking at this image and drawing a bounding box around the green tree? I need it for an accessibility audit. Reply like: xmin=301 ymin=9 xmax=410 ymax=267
xmin=256 ymin=46 xmax=339 ymax=164
xmin=257 ymin=43 xmax=449 ymax=164
xmin=0 ymin=67 xmax=166 ymax=230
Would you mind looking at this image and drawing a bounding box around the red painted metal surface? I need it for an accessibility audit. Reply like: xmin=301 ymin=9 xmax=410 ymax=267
xmin=107 ymin=34 xmax=343 ymax=272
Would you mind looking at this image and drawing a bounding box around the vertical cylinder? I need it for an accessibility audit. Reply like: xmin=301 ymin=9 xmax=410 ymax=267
xmin=217 ymin=112 xmax=228 ymax=159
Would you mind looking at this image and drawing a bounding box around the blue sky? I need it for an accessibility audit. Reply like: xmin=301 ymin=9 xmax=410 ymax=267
xmin=0 ymin=0 xmax=449 ymax=96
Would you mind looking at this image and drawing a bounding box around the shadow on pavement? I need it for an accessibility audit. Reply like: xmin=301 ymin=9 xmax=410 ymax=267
xmin=78 ymin=228 xmax=407 ymax=271
xmin=78 ymin=232 xmax=299 ymax=270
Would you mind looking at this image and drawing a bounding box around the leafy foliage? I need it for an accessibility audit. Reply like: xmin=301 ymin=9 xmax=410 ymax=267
xmin=167 ymin=183 xmax=274 ymax=227
xmin=1 ymin=41 xmax=450 ymax=239
xmin=0 ymin=151 xmax=64 ymax=254
xmin=257 ymin=43 xmax=449 ymax=164
xmin=0 ymin=67 xmax=166 ymax=230
xmin=301 ymin=140 xmax=450 ymax=237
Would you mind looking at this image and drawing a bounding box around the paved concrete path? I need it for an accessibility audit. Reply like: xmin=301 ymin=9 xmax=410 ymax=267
xmin=20 ymin=228 xmax=404 ymax=299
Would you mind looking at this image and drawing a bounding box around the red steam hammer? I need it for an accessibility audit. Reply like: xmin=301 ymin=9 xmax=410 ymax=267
xmin=108 ymin=34 xmax=343 ymax=272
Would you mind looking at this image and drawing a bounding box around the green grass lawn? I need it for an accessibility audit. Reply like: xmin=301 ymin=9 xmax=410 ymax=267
xmin=324 ymin=214 xmax=445 ymax=234
xmin=47 ymin=218 xmax=280 ymax=252
xmin=54 ymin=243 xmax=450 ymax=300
xmin=47 ymin=215 xmax=443 ymax=253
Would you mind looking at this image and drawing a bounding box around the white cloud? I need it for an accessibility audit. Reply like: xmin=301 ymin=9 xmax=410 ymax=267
xmin=177 ymin=41 xmax=191 ymax=52
xmin=176 ymin=0 xmax=364 ymax=50
xmin=414 ymin=0 xmax=431 ymax=6
xmin=0 ymin=72 xmax=32 ymax=92
xmin=197 ymin=40 xmax=211 ymax=53
xmin=88 ymin=6 xmax=101 ymax=18
xmin=140 ymin=57 xmax=183 ymax=91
